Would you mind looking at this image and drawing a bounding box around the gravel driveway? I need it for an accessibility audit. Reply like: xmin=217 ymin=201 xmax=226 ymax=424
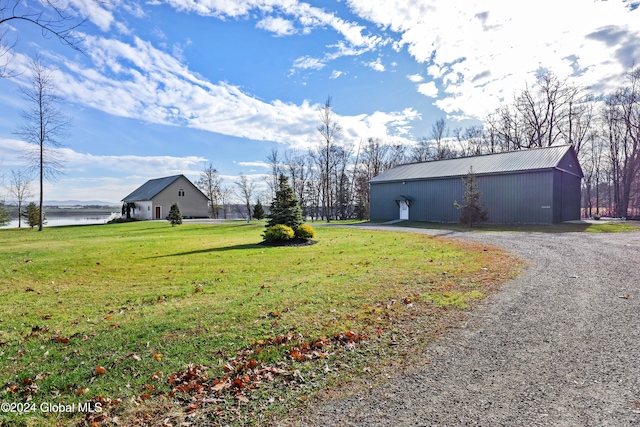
xmin=292 ymin=226 xmax=640 ymax=426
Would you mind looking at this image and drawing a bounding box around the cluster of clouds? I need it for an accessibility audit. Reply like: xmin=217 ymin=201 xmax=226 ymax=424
xmin=0 ymin=137 xmax=208 ymax=201
xmin=4 ymin=0 xmax=640 ymax=182
xmin=1 ymin=0 xmax=638 ymax=204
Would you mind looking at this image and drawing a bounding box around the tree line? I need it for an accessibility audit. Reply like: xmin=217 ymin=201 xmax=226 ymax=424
xmin=199 ymin=68 xmax=640 ymax=222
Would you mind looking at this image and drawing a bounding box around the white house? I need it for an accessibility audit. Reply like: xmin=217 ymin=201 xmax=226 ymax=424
xmin=122 ymin=175 xmax=209 ymax=220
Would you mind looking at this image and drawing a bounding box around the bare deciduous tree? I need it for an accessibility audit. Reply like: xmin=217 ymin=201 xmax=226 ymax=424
xmin=283 ymin=149 xmax=310 ymax=216
xmin=235 ymin=174 xmax=256 ymax=223
xmin=14 ymin=57 xmax=69 ymax=231
xmin=265 ymin=148 xmax=281 ymax=202
xmin=7 ymin=169 xmax=31 ymax=228
xmin=317 ymin=96 xmax=341 ymax=222
xmin=601 ymin=67 xmax=640 ymax=217
xmin=196 ymin=163 xmax=223 ymax=218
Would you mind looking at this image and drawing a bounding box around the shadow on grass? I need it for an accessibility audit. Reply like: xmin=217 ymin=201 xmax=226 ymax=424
xmin=151 ymin=243 xmax=265 ymax=258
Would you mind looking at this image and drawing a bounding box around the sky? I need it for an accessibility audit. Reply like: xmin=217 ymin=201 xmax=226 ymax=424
xmin=0 ymin=0 xmax=639 ymax=204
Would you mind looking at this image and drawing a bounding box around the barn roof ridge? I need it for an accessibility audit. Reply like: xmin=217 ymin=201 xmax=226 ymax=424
xmin=122 ymin=175 xmax=186 ymax=202
xmin=370 ymin=145 xmax=581 ymax=183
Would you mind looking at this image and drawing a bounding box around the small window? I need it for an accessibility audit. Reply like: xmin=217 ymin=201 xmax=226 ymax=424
xmin=178 ymin=189 xmax=185 ymax=196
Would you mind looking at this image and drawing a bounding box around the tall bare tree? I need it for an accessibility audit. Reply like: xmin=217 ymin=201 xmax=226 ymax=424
xmin=602 ymin=67 xmax=640 ymax=217
xmin=235 ymin=174 xmax=256 ymax=223
xmin=196 ymin=163 xmax=223 ymax=218
xmin=7 ymin=169 xmax=31 ymax=227
xmin=317 ymin=96 xmax=341 ymax=222
xmin=431 ymin=117 xmax=454 ymax=159
xmin=265 ymin=148 xmax=281 ymax=202
xmin=14 ymin=57 xmax=69 ymax=231
xmin=283 ymin=149 xmax=310 ymax=216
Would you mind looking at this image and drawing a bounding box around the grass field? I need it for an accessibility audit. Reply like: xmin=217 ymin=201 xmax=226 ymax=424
xmin=0 ymin=221 xmax=518 ymax=426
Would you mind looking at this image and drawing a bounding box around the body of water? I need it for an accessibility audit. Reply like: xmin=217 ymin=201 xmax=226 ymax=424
xmin=2 ymin=212 xmax=119 ymax=229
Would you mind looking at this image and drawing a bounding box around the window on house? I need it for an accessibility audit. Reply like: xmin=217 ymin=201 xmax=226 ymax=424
xmin=178 ymin=189 xmax=185 ymax=196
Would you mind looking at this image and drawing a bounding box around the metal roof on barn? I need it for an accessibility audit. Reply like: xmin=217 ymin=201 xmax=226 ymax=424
xmin=370 ymin=145 xmax=583 ymax=183
xmin=122 ymin=175 xmax=183 ymax=201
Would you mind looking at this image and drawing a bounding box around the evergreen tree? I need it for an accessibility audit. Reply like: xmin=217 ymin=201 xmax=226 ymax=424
xmin=22 ymin=202 xmax=44 ymax=229
xmin=0 ymin=202 xmax=10 ymax=226
xmin=167 ymin=202 xmax=183 ymax=226
xmin=267 ymin=174 xmax=303 ymax=229
xmin=354 ymin=194 xmax=368 ymax=220
xmin=454 ymin=167 xmax=488 ymax=227
xmin=253 ymin=199 xmax=265 ymax=220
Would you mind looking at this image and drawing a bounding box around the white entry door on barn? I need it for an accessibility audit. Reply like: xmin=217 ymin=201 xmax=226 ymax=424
xmin=399 ymin=200 xmax=409 ymax=220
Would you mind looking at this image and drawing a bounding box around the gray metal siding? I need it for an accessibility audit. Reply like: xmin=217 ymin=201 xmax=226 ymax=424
xmin=370 ymin=171 xmax=556 ymax=224
xmin=561 ymin=172 xmax=582 ymax=221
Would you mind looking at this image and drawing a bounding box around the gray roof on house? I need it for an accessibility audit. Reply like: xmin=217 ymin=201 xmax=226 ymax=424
xmin=370 ymin=145 xmax=582 ymax=183
xmin=122 ymin=175 xmax=183 ymax=202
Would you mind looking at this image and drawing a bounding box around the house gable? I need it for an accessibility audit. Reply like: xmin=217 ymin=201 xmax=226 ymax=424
xmin=122 ymin=175 xmax=209 ymax=220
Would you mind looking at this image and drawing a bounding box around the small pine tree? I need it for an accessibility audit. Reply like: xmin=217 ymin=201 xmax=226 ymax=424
xmin=167 ymin=202 xmax=183 ymax=226
xmin=267 ymin=174 xmax=303 ymax=229
xmin=253 ymin=199 xmax=265 ymax=220
xmin=0 ymin=202 xmax=10 ymax=226
xmin=354 ymin=194 xmax=368 ymax=220
xmin=22 ymin=202 xmax=44 ymax=229
xmin=454 ymin=167 xmax=488 ymax=227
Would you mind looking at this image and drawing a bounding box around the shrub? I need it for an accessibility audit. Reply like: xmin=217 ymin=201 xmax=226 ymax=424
xmin=107 ymin=217 xmax=138 ymax=224
xmin=263 ymin=224 xmax=294 ymax=242
xmin=295 ymin=224 xmax=316 ymax=240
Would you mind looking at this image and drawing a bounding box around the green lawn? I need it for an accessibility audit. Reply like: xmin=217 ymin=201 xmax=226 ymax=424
xmin=0 ymin=221 xmax=518 ymax=426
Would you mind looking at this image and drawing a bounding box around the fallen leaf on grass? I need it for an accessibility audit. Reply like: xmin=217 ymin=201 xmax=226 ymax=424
xmin=212 ymin=382 xmax=227 ymax=392
xmin=153 ymin=353 xmax=163 ymax=362
xmin=95 ymin=366 xmax=106 ymax=375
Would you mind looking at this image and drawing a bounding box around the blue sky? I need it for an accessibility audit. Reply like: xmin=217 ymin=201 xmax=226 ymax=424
xmin=0 ymin=0 xmax=639 ymax=204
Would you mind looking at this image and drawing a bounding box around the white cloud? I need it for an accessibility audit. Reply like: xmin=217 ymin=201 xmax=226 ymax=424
xmin=161 ymin=0 xmax=387 ymax=63
xmin=340 ymin=108 xmax=421 ymax=144
xmin=236 ymin=161 xmax=271 ymax=168
xmin=417 ymin=81 xmax=438 ymax=97
xmin=49 ymin=36 xmax=418 ymax=151
xmin=292 ymin=55 xmax=326 ymax=70
xmin=406 ymin=73 xmax=423 ymax=82
xmin=67 ymin=0 xmax=116 ymax=32
xmin=256 ymin=16 xmax=296 ymax=36
xmin=0 ymin=138 xmax=208 ymax=202
xmin=346 ymin=0 xmax=640 ymax=118
xmin=330 ymin=70 xmax=345 ymax=79
xmin=365 ymin=57 xmax=385 ymax=72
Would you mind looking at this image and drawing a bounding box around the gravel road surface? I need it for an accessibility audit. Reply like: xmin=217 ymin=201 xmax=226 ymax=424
xmin=293 ymin=226 xmax=640 ymax=426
